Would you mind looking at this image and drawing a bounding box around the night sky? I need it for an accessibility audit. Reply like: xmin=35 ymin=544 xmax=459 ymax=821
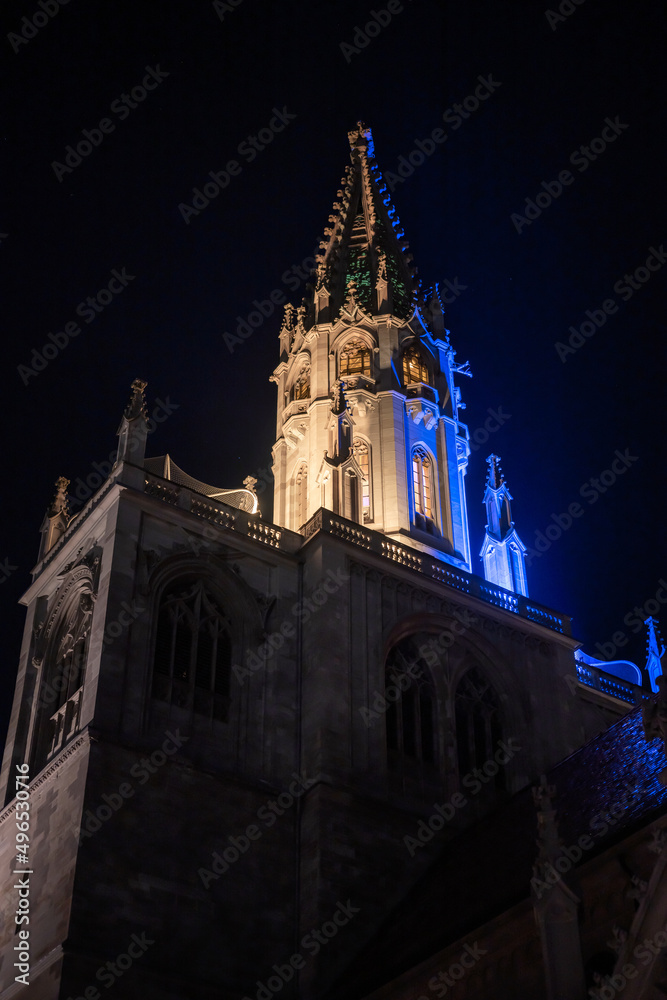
xmin=2 ymin=0 xmax=666 ymax=743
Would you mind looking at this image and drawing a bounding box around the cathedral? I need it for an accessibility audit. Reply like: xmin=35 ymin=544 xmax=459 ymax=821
xmin=1 ymin=122 xmax=666 ymax=1000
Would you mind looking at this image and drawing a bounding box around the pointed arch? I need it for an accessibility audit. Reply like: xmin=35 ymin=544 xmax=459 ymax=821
xmin=354 ymin=438 xmax=372 ymax=523
xmin=384 ymin=637 xmax=437 ymax=767
xmin=152 ymin=578 xmax=232 ymax=720
xmin=339 ymin=338 xmax=371 ymax=378
xmin=412 ymin=445 xmax=434 ymax=520
xmin=32 ymin=565 xmax=97 ymax=769
xmin=402 ymin=345 xmax=431 ymax=386
xmin=454 ymin=667 xmax=504 ymax=790
xmin=290 ymin=355 xmax=311 ymax=402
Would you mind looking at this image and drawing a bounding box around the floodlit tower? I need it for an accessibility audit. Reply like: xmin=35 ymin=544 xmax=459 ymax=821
xmin=271 ymin=122 xmax=473 ymax=571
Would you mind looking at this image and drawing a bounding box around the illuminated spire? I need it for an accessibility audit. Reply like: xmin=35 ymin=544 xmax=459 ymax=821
xmin=645 ymin=616 xmax=666 ymax=693
xmin=480 ymin=455 xmax=528 ymax=596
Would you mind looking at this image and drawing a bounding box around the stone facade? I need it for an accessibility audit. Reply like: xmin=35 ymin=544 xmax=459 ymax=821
xmin=0 ymin=124 xmax=654 ymax=1000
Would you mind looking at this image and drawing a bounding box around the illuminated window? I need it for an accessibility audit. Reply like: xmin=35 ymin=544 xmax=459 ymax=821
xmin=153 ymin=579 xmax=231 ymax=719
xmin=385 ymin=643 xmax=436 ymax=765
xmin=412 ymin=448 xmax=433 ymax=519
xmin=455 ymin=668 xmax=504 ymax=791
xmin=296 ymin=464 xmax=308 ymax=527
xmin=292 ymin=364 xmax=310 ymax=401
xmin=340 ymin=339 xmax=371 ymax=377
xmin=402 ymin=347 xmax=430 ymax=385
xmin=355 ymin=440 xmax=371 ymax=521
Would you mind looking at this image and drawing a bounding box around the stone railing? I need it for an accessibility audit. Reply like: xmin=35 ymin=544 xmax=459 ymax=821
xmin=141 ymin=482 xmax=573 ymax=636
xmin=575 ymin=662 xmax=642 ymax=705
xmin=302 ymin=509 xmax=573 ymax=637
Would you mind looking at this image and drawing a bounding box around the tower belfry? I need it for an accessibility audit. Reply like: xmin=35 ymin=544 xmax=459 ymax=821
xmin=271 ymin=122 xmax=472 ymax=570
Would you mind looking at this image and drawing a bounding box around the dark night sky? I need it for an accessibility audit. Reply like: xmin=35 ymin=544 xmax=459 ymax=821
xmin=1 ymin=0 xmax=666 ymax=743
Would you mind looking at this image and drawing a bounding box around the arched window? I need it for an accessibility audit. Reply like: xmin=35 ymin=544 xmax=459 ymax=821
xmin=412 ymin=447 xmax=433 ymax=519
xmin=455 ymin=668 xmax=504 ymax=790
xmin=340 ymin=339 xmax=371 ymax=378
xmin=384 ymin=639 xmax=437 ymax=766
xmin=355 ymin=440 xmax=371 ymax=522
xmin=402 ymin=347 xmax=430 ymax=385
xmin=50 ymin=592 xmax=93 ymax=711
xmin=292 ymin=363 xmax=310 ymax=401
xmin=296 ymin=463 xmax=308 ymax=528
xmin=153 ymin=579 xmax=231 ymax=720
xmin=36 ymin=587 xmax=94 ymax=764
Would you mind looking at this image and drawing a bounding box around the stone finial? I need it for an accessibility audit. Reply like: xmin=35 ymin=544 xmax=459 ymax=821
xmin=38 ymin=476 xmax=71 ymax=561
xmin=124 ymin=378 xmax=148 ymax=421
xmin=347 ymin=121 xmax=374 ymax=157
xmin=49 ymin=476 xmax=70 ymax=517
xmin=243 ymin=476 xmax=258 ymax=494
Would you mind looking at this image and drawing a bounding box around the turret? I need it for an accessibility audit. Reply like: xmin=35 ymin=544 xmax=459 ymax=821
xmin=480 ymin=454 xmax=528 ymax=595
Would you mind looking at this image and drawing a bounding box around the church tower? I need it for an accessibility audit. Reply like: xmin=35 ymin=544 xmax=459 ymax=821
xmin=0 ymin=125 xmax=636 ymax=1000
xmin=271 ymin=123 xmax=472 ymax=572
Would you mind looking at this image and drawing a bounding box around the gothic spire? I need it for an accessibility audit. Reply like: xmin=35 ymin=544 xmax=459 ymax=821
xmin=531 ymin=776 xmax=587 ymax=1000
xmin=645 ymin=616 xmax=666 ymax=693
xmin=48 ymin=476 xmax=70 ymax=517
xmin=486 ymin=453 xmax=504 ymax=492
xmin=480 ymin=454 xmax=528 ymax=596
xmin=307 ymin=122 xmax=418 ymax=325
